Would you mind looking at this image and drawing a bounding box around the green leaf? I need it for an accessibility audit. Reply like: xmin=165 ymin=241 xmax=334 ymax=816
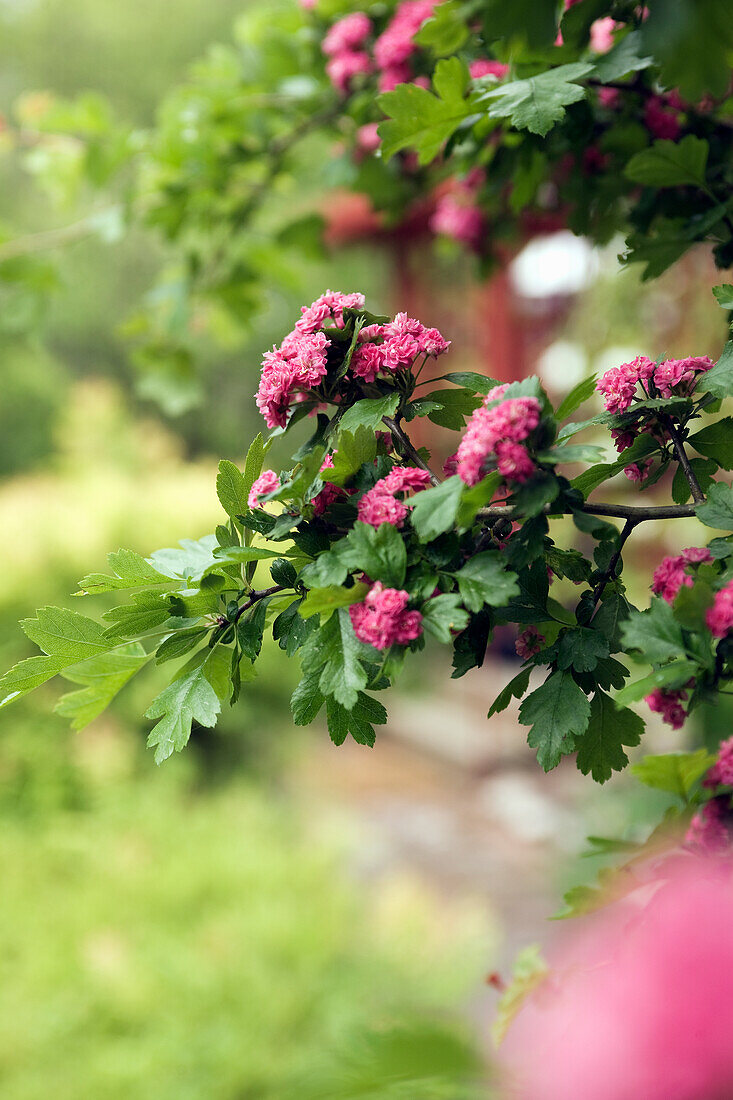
xmin=539 ymin=444 xmax=607 ymax=465
xmin=216 ymin=459 xmax=249 ymax=518
xmin=453 ymin=552 xmax=519 ymax=613
xmin=378 ymin=57 xmax=471 ymax=164
xmin=554 ymin=374 xmax=598 ymax=420
xmin=481 ymin=0 xmax=558 ymax=48
xmin=619 ymin=600 xmax=684 ymax=664
xmin=341 ymin=521 xmax=407 ymax=588
xmin=591 ymin=29 xmax=653 ymax=82
xmin=414 ymin=0 xmax=469 ymax=55
xmin=77 ymin=548 xmax=178 ymax=595
xmin=689 ymin=418 xmax=733 ymax=470
xmin=409 ymin=476 xmax=464 ymax=542
xmin=421 ymin=593 xmax=469 ymax=643
xmin=0 ymin=655 xmax=71 ymax=709
xmin=299 ymin=549 xmax=349 ymax=589
xmin=210 ymin=545 xmax=282 ymax=565
xmin=236 ymin=599 xmax=270 ymax=662
xmin=300 ymin=582 xmax=369 ymax=619
xmin=102 ymin=592 xmax=173 ymax=640
xmin=519 ymin=671 xmax=591 ymax=771
xmin=242 ymin=433 xmax=266 ymax=503
xmin=144 ymin=650 xmax=225 ymax=763
xmin=21 ymin=606 xmax=111 ymax=660
xmin=149 ymin=535 xmax=219 ymax=583
xmin=324 ymin=427 xmax=377 ymax=487
xmin=487 ymin=667 xmax=531 ymax=717
xmin=439 ymin=371 xmax=501 ymax=395
xmin=697 ymin=482 xmax=733 ymax=530
xmin=631 ymin=749 xmax=716 ymax=800
xmin=557 ymin=628 xmax=610 ymax=673
xmin=491 ymin=944 xmax=548 ymax=1048
xmin=575 ymin=691 xmax=643 ymax=783
xmin=339 ymin=392 xmax=400 ymax=433
xmin=316 ymin=609 xmax=369 ymax=708
xmin=290 ymin=668 xmax=325 ymax=726
xmin=56 ymin=643 xmax=149 ymax=730
xmin=712 ymin=285 xmax=733 ymax=310
xmin=326 ymin=692 xmax=387 ymax=747
xmin=625 ymin=135 xmax=709 ymax=188
xmin=154 ymin=628 xmax=207 ymax=665
xmin=672 ymin=458 xmax=718 ymax=504
xmin=702 ymin=342 xmax=733 ymax=400
xmin=478 ymin=63 xmax=592 ymax=137
xmin=640 ymin=0 xmax=733 ymax=100
xmin=614 ymin=660 xmax=699 ymax=705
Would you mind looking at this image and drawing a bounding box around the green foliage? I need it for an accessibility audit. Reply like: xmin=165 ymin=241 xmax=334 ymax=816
xmin=145 ymin=649 xmax=228 ymax=763
xmin=410 ymin=477 xmax=464 ymax=542
xmin=631 ymin=749 xmax=717 ymax=801
xmin=519 ymin=672 xmax=591 ymax=771
xmin=697 ymin=482 xmax=733 ymax=530
xmin=576 ymin=691 xmax=643 ymax=783
xmin=453 ymin=553 xmax=519 ymax=613
xmin=625 ymin=136 xmax=709 ymax=188
xmin=378 ymin=57 xmax=471 ymax=164
xmin=477 ymin=63 xmax=592 ymax=137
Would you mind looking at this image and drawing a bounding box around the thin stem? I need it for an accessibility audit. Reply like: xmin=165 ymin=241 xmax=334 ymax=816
xmin=382 ymin=416 xmax=441 ymax=486
xmin=478 ymin=501 xmax=699 ymax=521
xmin=664 ymin=418 xmax=705 ymax=504
xmin=233 ymin=584 xmax=286 ymax=623
xmin=592 ymin=517 xmax=637 ymax=606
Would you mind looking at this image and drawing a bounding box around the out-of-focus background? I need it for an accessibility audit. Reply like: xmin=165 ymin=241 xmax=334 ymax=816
xmin=0 ymin=3 xmax=731 ymax=1096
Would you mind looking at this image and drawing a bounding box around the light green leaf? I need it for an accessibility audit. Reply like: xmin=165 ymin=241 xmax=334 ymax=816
xmin=378 ymin=57 xmax=471 ymax=164
xmin=340 ymin=521 xmax=407 ymax=588
xmin=149 ymin=535 xmax=219 ymax=582
xmin=56 ymin=643 xmax=149 ymax=730
xmin=77 ymin=548 xmax=178 ymax=595
xmin=421 ymin=593 xmax=469 ymax=643
xmin=631 ymin=749 xmax=716 ymax=800
xmin=453 ymin=552 xmax=519 ymax=613
xmin=491 ymin=945 xmax=548 ymax=1047
xmin=324 ymin=426 xmax=377 ymax=486
xmin=144 ymin=650 xmax=224 ymax=763
xmin=702 ymin=341 xmax=733 ymax=400
xmin=21 ymin=606 xmax=110 ymax=660
xmin=339 ymin=392 xmax=400 ymax=433
xmin=554 ymin=373 xmax=598 ymax=420
xmin=409 ymin=476 xmax=464 ymax=542
xmin=242 ymin=433 xmax=266 ymax=502
xmin=478 ymin=63 xmax=592 ymax=137
xmin=614 ymin=659 xmax=699 ymax=705
xmin=217 ymin=459 xmax=249 ymax=518
xmin=300 ymin=583 xmax=369 ymax=619
xmin=712 ymin=285 xmax=733 ymax=310
xmin=625 ymin=135 xmax=709 ymax=188
xmin=697 ymin=482 xmax=733 ymax=530
xmin=0 ymin=655 xmax=70 ymax=708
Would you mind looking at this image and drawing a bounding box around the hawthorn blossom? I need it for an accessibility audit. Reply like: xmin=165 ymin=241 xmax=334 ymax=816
xmin=256 ymin=330 xmax=330 ymax=429
xmin=654 ymin=355 xmax=713 ymax=396
xmin=589 ymin=17 xmax=617 ymax=53
xmin=373 ymin=0 xmax=436 ymax=71
xmin=349 ymin=581 xmax=423 ymax=649
xmin=295 ymin=289 xmax=365 ymax=333
xmin=469 ymin=59 xmax=509 ymax=80
xmin=651 ymin=546 xmax=712 ymax=603
xmin=644 ymin=94 xmax=683 ymax=140
xmin=357 ymin=465 xmax=431 ymax=528
xmin=596 ymin=355 xmax=655 ymax=414
xmin=705 ymin=737 xmax=733 ymax=788
xmin=645 ymin=686 xmax=689 ymax=730
xmin=455 ymin=396 xmax=541 ymax=486
xmin=248 ymin=470 xmax=279 ymax=510
xmin=685 ymin=799 xmax=731 ymax=853
xmin=516 ymin=626 xmax=545 ymax=659
xmin=707 ymin=579 xmax=733 ymax=638
xmin=322 ymin=12 xmax=372 ymax=56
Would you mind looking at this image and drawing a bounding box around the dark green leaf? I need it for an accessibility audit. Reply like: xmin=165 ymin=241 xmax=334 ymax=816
xmin=340 ymin=521 xmax=407 ymax=588
xmin=554 ymin=374 xmax=598 ymax=420
xmin=453 ymin=552 xmax=519 ymax=613
xmin=519 ymin=671 xmax=591 ymax=771
xmin=290 ymin=668 xmax=325 ymax=726
xmin=619 ymin=599 xmax=684 ymax=664
xmin=326 ymin=692 xmax=387 ymax=747
xmin=614 ymin=660 xmax=699 ymax=705
xmin=697 ymin=482 xmax=733 ymax=530
xmin=626 ymin=137 xmax=709 ymax=188
xmin=689 ymin=419 xmax=733 ymax=470
xmin=487 ymin=667 xmax=531 ymax=717
xmin=557 ymin=628 xmax=610 ymax=673
xmin=421 ymin=593 xmax=469 ymax=643
xmin=339 ymin=392 xmax=400 ymax=433
xmin=575 ymin=690 xmax=643 ymax=783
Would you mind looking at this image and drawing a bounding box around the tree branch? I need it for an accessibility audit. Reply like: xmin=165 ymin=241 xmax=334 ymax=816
xmin=478 ymin=501 xmax=699 ymax=521
xmin=664 ymin=419 xmax=705 ymax=504
xmin=592 ymin=517 xmax=638 ymax=606
xmin=382 ymin=416 xmax=441 ymax=486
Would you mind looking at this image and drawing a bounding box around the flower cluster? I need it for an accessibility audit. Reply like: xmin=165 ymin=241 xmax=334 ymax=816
xmin=357 ymin=465 xmax=432 ymax=528
xmin=516 ymin=626 xmax=545 ymax=659
xmin=705 ymin=736 xmax=733 ymax=788
xmin=707 ymin=579 xmax=733 ymax=639
xmin=644 ymin=686 xmax=689 ymax=730
xmin=430 ymin=169 xmax=487 ymax=250
xmin=322 ymin=0 xmax=438 ymax=95
xmin=644 ymin=90 xmax=686 ymax=141
xmin=256 ymin=294 xmax=449 ymax=429
xmin=349 ymin=581 xmax=423 ymax=649
xmin=248 ymin=469 xmax=280 ymax=510
xmin=651 ymin=546 xmax=711 ymax=603
xmin=455 ymin=386 xmax=541 ymax=487
xmin=685 ymin=799 xmax=731 ymax=854
xmin=312 ymin=455 xmax=353 ymax=517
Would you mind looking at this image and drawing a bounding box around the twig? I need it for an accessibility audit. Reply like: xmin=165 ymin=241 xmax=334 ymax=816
xmin=233 ymin=584 xmax=286 ymax=622
xmin=478 ymin=501 xmax=699 ymax=521
xmin=592 ymin=517 xmax=638 ymax=605
xmin=664 ymin=419 xmax=705 ymax=504
xmin=382 ymin=416 xmax=441 ymax=486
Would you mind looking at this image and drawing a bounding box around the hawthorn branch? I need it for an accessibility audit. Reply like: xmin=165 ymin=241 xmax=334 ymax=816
xmin=383 ymin=416 xmax=441 ymax=486
xmin=233 ymin=584 xmax=286 ymax=622
xmin=664 ymin=419 xmax=705 ymax=504
xmin=592 ymin=517 xmax=638 ymax=606
xmin=478 ymin=501 xmax=699 ymax=521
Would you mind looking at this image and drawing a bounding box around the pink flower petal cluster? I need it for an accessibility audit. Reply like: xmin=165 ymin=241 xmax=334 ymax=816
xmin=248 ymin=470 xmax=280 ymax=510
xmin=312 ymin=454 xmax=354 ymax=517
xmin=430 ymin=170 xmax=487 ymax=250
xmin=654 ymin=355 xmax=713 ymax=396
xmin=516 ymin=626 xmax=545 ymax=659
xmin=597 ymin=355 xmax=656 ymax=414
xmin=644 ymin=93 xmax=684 ymax=140
xmin=651 ymin=546 xmax=712 ymax=603
xmin=357 ymin=465 xmax=432 ymax=528
xmin=295 ymin=289 xmax=366 ymax=334
xmin=623 ymin=459 xmax=652 ymax=483
xmin=256 ymin=329 xmax=331 ymax=429
xmin=589 ymin=17 xmax=617 ymax=53
xmin=322 ymin=13 xmax=373 ymax=94
xmin=373 ymin=0 xmax=436 ymax=77
xmin=469 ymin=59 xmax=509 ymax=80
xmin=349 ymin=581 xmax=423 ymax=649
xmin=321 ymin=1 xmax=437 ymax=95
xmin=503 ymin=862 xmax=733 ymax=1100
xmin=351 ymin=312 xmax=450 ymax=382
xmin=685 ymin=799 xmax=731 ymax=853
xmin=707 ymin=579 xmax=733 ymax=639
xmin=645 ymin=686 xmax=689 ymax=730
xmin=705 ymin=737 xmax=733 ymax=788
xmin=455 ymin=393 xmax=541 ymax=487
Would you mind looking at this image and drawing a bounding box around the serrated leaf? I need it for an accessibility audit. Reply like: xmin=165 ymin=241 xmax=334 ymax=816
xmin=557 ymin=628 xmax=610 ymax=673
xmin=378 ymin=57 xmax=471 ymax=164
xmin=290 ymin=667 xmax=325 ymax=726
xmin=439 ymin=371 xmax=501 ymax=395
xmin=626 ymin=135 xmax=709 ymax=188
xmin=300 ymin=582 xmax=369 ymax=619
xmin=631 ymin=749 xmax=716 ymax=800
xmin=216 ymin=459 xmax=249 ymax=518
xmin=340 ymin=521 xmax=407 ymax=588
xmin=242 ymin=433 xmax=266 ymax=502
xmin=591 ymin=29 xmax=653 ymax=82
xmin=487 ymin=667 xmax=531 ymax=718
xmin=575 ymin=690 xmax=643 ymax=783
xmin=614 ymin=659 xmax=699 ymax=705
xmin=149 ymin=535 xmax=219 ymax=583
xmin=491 ymin=945 xmax=548 ymax=1047
xmin=453 ymin=552 xmax=519 ymax=613
xmin=155 ymin=628 xmax=207 ymax=665
xmin=338 ymin=392 xmax=400 ymax=433
xmin=144 ymin=650 xmax=225 ymax=763
xmin=324 ymin=426 xmax=377 ymax=487
xmin=702 ymin=341 xmax=733 ymax=400
xmin=519 ymin=671 xmax=590 ymax=771
xmin=56 ymin=643 xmax=149 ymax=730
xmin=315 ymin=609 xmax=369 ymax=708
xmin=421 ymin=593 xmax=469 ymax=643
xmin=77 ymin=548 xmax=178 ymax=595
xmin=326 ymin=692 xmax=387 ymax=747
xmin=712 ymin=285 xmax=733 ymax=310
xmin=697 ymin=482 xmax=733 ymax=530
xmin=619 ymin=599 xmax=684 ymax=664
xmin=21 ymin=606 xmax=111 ymax=660
xmin=478 ymin=63 xmax=592 ymax=137
xmin=409 ymin=476 xmax=464 ymax=542
xmin=689 ymin=418 xmax=733 ymax=470
xmin=0 ymin=655 xmax=71 ymax=708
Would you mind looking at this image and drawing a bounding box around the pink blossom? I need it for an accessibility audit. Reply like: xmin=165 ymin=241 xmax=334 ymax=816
xmin=644 ymin=94 xmax=683 ymax=140
xmin=589 ymin=17 xmax=617 ymax=53
xmin=377 ymin=65 xmax=412 ymax=92
xmin=685 ymin=800 xmax=731 ymax=853
xmin=596 ymin=355 xmax=655 ymax=413
xmin=654 ymin=355 xmax=713 ymax=397
xmin=610 ymin=428 xmax=637 ymax=453
xmin=456 ymin=397 xmax=541 ymax=487
xmin=443 ymin=452 xmax=458 ymax=477
xmin=706 ymin=738 xmax=733 ymax=788
xmin=325 ymin=51 xmax=372 ymax=95
xmin=295 ymin=289 xmax=366 ymax=333
xmin=350 ymin=341 xmax=385 ymax=382
xmin=469 ymin=59 xmax=509 ymax=80
xmin=651 ymin=546 xmax=711 ymax=603
xmin=383 ymin=466 xmax=432 ymax=493
xmin=256 ymin=329 xmax=330 ymax=428
xmin=373 ymin=0 xmax=436 ymax=70
xmin=598 ymin=86 xmax=621 ymax=109
xmin=420 ymin=327 xmax=451 ymax=356
xmin=707 ymin=580 xmax=733 ymax=639
xmin=322 ymin=12 xmax=372 ymax=56
xmin=582 ymin=146 xmax=609 ymax=174
xmin=504 ymin=862 xmax=733 ymax=1100
xmin=349 ymin=581 xmax=423 ymax=649
xmin=430 ymin=194 xmax=485 ymax=249
xmin=516 ymin=627 xmax=545 ymax=659
xmin=355 ymin=122 xmax=381 ymax=154
xmin=623 ymin=460 xmax=652 ymax=483
xmin=495 ymin=440 xmax=536 ymax=482
xmin=248 ymin=470 xmax=280 ymax=510
xmin=381 ymin=332 xmax=422 ymax=372
xmin=357 ymin=488 xmax=408 ymax=528
xmin=645 ymin=687 xmax=688 ymax=730
xmin=485 ymin=383 xmax=509 ymax=404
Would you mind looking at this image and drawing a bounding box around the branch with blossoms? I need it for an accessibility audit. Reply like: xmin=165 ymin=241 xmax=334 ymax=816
xmin=3 ymin=287 xmax=733 ymax=792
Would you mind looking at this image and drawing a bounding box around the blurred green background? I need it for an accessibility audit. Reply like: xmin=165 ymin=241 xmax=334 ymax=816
xmin=0 ymin=2 xmax=730 ymax=1097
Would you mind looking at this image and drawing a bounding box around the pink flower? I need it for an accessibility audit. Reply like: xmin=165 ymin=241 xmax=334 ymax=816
xmin=357 ymin=488 xmax=408 ymax=528
xmin=248 ymin=470 xmax=280 ymax=510
xmin=624 ymin=460 xmax=653 ymax=483
xmin=256 ymin=329 xmax=330 ymax=428
xmin=322 ymin=12 xmax=372 ymax=56
xmin=377 ymin=64 xmax=412 ymax=92
xmin=495 ymin=440 xmax=536 ymax=483
xmin=596 ymin=355 xmax=655 ymax=414
xmin=469 ymin=59 xmax=509 ymax=80
xmin=295 ymin=290 xmax=366 ymax=333
xmin=686 ymin=800 xmax=731 ymax=853
xmin=706 ymin=738 xmax=733 ymax=788
xmin=420 ymin=327 xmax=451 ymax=356
xmin=645 ymin=687 xmax=689 ymax=730
xmin=430 ymin=195 xmax=485 ymax=249
xmin=707 ymin=580 xmax=733 ymax=639
xmin=654 ymin=355 xmax=713 ymax=397
xmin=589 ymin=17 xmax=617 ymax=53
xmin=598 ymin=86 xmax=621 ymax=109
xmin=644 ymin=94 xmax=683 ymax=140
xmin=325 ymin=50 xmax=372 ymax=94
xmin=350 ymin=341 xmax=385 ymax=382
xmin=349 ymin=581 xmax=423 ymax=649
xmin=383 ymin=466 xmax=432 ymax=493
xmin=651 ymin=547 xmax=711 ymax=603
xmin=516 ymin=627 xmax=545 ymax=659
xmin=455 ymin=397 xmax=541 ymax=487
xmin=504 ymin=862 xmax=733 ymax=1100
xmin=355 ymin=122 xmax=381 ymax=154
xmin=373 ymin=0 xmax=436 ymax=69
xmin=443 ymin=452 xmax=458 ymax=477
xmin=381 ymin=332 xmax=422 ymax=372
